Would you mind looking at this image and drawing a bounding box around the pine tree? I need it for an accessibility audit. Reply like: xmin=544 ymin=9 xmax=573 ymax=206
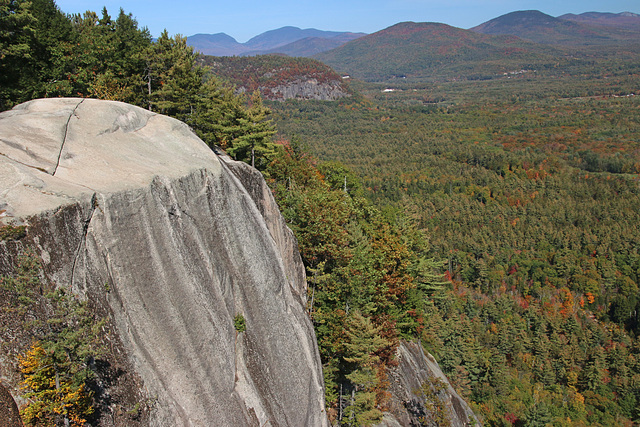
xmin=341 ymin=311 xmax=391 ymax=426
xmin=226 ymin=90 xmax=277 ymax=169
xmin=29 ymin=0 xmax=76 ymax=98
xmin=189 ymin=76 xmax=247 ymax=148
xmin=0 ymin=0 xmax=38 ymax=109
xmin=147 ymin=31 xmax=204 ymax=119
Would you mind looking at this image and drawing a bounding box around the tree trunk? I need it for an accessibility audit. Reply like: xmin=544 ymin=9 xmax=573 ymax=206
xmin=147 ymin=69 xmax=152 ymax=111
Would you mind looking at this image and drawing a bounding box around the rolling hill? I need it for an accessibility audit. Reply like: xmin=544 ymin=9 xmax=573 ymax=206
xmin=472 ymin=10 xmax=640 ymax=46
xmin=314 ymin=21 xmax=563 ymax=82
xmin=559 ymin=11 xmax=640 ymax=29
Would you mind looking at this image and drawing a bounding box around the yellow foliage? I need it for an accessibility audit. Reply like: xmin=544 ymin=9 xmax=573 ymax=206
xmin=19 ymin=342 xmax=93 ymax=427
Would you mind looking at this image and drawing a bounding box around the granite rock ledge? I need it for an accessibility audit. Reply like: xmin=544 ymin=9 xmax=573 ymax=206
xmin=0 ymin=98 xmax=327 ymax=427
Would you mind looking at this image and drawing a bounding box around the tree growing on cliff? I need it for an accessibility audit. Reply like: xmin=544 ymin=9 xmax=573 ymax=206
xmin=17 ymin=283 xmax=104 ymax=427
xmin=19 ymin=342 xmax=94 ymax=427
xmin=341 ymin=311 xmax=391 ymax=426
xmin=225 ymin=90 xmax=277 ymax=169
xmin=1 ymin=251 xmax=105 ymax=426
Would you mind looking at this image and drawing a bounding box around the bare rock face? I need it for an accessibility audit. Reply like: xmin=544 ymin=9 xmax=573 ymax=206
xmin=0 ymin=381 xmax=23 ymax=427
xmin=263 ymin=78 xmax=349 ymax=101
xmin=0 ymin=98 xmax=327 ymax=426
xmin=378 ymin=341 xmax=481 ymax=427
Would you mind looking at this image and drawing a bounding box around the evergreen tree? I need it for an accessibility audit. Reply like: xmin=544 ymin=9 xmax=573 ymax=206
xmin=28 ymin=0 xmax=76 ymax=98
xmin=0 ymin=0 xmax=37 ymax=109
xmin=149 ymin=31 xmax=204 ymax=120
xmin=88 ymin=8 xmax=151 ymax=103
xmin=226 ymin=90 xmax=277 ymax=169
xmin=189 ymin=75 xmax=248 ymax=147
xmin=341 ymin=311 xmax=391 ymax=426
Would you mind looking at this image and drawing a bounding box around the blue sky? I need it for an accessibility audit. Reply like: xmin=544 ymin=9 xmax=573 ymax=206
xmin=54 ymin=0 xmax=639 ymax=42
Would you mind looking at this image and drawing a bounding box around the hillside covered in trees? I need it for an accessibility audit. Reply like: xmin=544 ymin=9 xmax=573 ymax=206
xmin=314 ymin=17 xmax=640 ymax=82
xmin=271 ymin=55 xmax=640 ymax=425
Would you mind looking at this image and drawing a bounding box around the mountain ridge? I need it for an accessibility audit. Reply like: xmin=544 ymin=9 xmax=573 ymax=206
xmin=559 ymin=11 xmax=640 ymax=28
xmin=471 ymin=10 xmax=640 ymax=45
xmin=187 ymin=26 xmax=366 ymax=57
xmin=187 ymin=32 xmax=249 ymax=56
xmin=314 ymin=21 xmax=562 ymax=81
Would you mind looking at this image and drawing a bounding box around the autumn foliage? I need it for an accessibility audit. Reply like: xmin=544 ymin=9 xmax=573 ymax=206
xmin=19 ymin=343 xmax=93 ymax=427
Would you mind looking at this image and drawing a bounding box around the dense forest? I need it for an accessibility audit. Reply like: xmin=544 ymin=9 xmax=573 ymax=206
xmin=271 ymin=69 xmax=640 ymax=425
xmin=2 ymin=0 xmax=640 ymax=426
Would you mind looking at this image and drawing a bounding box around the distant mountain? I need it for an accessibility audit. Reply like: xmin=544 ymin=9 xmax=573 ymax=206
xmin=187 ymin=33 xmax=249 ymax=56
xmin=471 ymin=10 xmax=597 ymax=45
xmin=243 ymin=33 xmax=365 ymax=57
xmin=244 ymin=26 xmax=347 ymax=50
xmin=187 ymin=26 xmax=366 ymax=57
xmin=559 ymin=11 xmax=640 ymax=29
xmin=314 ymin=21 xmax=561 ymax=82
xmin=471 ymin=10 xmax=640 ymax=46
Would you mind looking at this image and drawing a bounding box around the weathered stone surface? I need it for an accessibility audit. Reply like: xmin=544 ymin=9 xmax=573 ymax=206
xmin=263 ymin=78 xmax=349 ymax=101
xmin=0 ymin=381 xmax=23 ymax=427
xmin=378 ymin=341 xmax=481 ymax=427
xmin=221 ymin=156 xmax=307 ymax=302
xmin=0 ymin=98 xmax=327 ymax=426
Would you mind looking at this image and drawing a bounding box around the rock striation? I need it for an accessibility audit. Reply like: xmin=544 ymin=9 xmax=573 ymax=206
xmin=0 ymin=98 xmax=327 ymax=426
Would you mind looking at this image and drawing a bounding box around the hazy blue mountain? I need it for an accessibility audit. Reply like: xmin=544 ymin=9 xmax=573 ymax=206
xmin=244 ymin=26 xmax=348 ymax=50
xmin=242 ymin=33 xmax=366 ymax=57
xmin=186 ymin=33 xmax=249 ymax=56
xmin=188 ymin=26 xmax=365 ymax=56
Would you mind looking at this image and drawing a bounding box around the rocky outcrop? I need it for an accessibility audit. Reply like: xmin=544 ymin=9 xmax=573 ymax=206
xmin=0 ymin=98 xmax=327 ymax=426
xmin=0 ymin=381 xmax=23 ymax=427
xmin=262 ymin=78 xmax=349 ymax=101
xmin=378 ymin=341 xmax=481 ymax=427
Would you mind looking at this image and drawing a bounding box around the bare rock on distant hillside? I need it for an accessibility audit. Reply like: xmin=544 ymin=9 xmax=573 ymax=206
xmin=264 ymin=77 xmax=349 ymax=101
xmin=204 ymin=56 xmax=351 ymax=101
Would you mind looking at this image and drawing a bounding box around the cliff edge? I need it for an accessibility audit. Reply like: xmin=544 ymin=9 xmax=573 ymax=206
xmin=0 ymin=98 xmax=327 ymax=426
